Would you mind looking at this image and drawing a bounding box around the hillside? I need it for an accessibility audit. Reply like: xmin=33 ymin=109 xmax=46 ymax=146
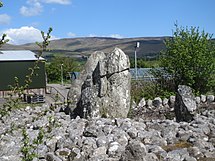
xmin=1 ymin=37 xmax=168 ymax=59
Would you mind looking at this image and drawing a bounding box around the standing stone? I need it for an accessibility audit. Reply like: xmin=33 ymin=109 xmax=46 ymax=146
xmin=73 ymin=75 xmax=96 ymax=118
xmin=67 ymin=51 xmax=106 ymax=113
xmin=68 ymin=48 xmax=131 ymax=118
xmin=174 ymin=85 xmax=196 ymax=122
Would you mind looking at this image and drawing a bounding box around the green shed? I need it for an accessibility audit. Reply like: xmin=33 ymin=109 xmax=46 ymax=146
xmin=0 ymin=50 xmax=46 ymax=92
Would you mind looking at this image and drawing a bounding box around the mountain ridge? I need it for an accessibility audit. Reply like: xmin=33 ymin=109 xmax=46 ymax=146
xmin=1 ymin=36 xmax=169 ymax=59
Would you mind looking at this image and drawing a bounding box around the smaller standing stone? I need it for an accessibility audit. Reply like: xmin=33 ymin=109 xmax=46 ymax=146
xmin=174 ymin=85 xmax=196 ymax=122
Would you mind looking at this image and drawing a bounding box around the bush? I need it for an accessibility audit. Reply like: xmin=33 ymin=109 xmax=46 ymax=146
xmin=46 ymin=56 xmax=82 ymax=83
xmin=131 ymin=80 xmax=174 ymax=103
xmin=160 ymin=24 xmax=215 ymax=94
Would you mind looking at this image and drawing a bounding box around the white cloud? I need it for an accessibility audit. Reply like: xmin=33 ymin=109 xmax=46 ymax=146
xmin=67 ymin=32 xmax=76 ymax=37
xmin=88 ymin=34 xmax=124 ymax=39
xmin=49 ymin=35 xmax=59 ymax=41
xmin=20 ymin=0 xmax=43 ymax=17
xmin=0 ymin=14 xmax=11 ymax=25
xmin=42 ymin=0 xmax=71 ymax=5
xmin=109 ymin=34 xmax=123 ymax=39
xmin=19 ymin=0 xmax=71 ymax=17
xmin=1 ymin=26 xmax=58 ymax=45
xmin=88 ymin=34 xmax=97 ymax=37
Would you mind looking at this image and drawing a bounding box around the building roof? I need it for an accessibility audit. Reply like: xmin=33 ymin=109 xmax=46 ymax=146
xmin=0 ymin=50 xmax=44 ymax=61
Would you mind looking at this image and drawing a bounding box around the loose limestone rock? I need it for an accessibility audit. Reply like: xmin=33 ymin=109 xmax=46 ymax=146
xmin=120 ymin=139 xmax=148 ymax=161
xmin=207 ymin=95 xmax=215 ymax=103
xmin=1 ymin=104 xmax=215 ymax=161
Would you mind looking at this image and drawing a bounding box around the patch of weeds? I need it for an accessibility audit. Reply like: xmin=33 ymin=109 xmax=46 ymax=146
xmin=20 ymin=127 xmax=44 ymax=161
xmin=69 ymin=151 xmax=78 ymax=160
xmin=154 ymin=154 xmax=164 ymax=161
xmin=162 ymin=141 xmax=193 ymax=152
xmin=164 ymin=111 xmax=175 ymax=120
xmin=54 ymin=93 xmax=60 ymax=103
xmin=47 ymin=115 xmax=61 ymax=133
xmin=8 ymin=122 xmax=17 ymax=134
xmin=20 ymin=128 xmax=37 ymax=161
xmin=127 ymin=107 xmax=135 ymax=119
xmin=131 ymin=80 xmax=175 ymax=103
xmin=100 ymin=107 xmax=108 ymax=118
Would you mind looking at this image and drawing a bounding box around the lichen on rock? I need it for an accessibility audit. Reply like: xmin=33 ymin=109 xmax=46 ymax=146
xmin=67 ymin=48 xmax=131 ymax=118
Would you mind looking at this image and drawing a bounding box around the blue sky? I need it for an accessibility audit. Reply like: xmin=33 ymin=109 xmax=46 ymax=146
xmin=0 ymin=0 xmax=214 ymax=44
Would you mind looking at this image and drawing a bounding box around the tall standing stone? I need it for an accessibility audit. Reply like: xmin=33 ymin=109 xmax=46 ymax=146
xmin=174 ymin=85 xmax=196 ymax=122
xmin=66 ymin=51 xmax=106 ymax=114
xmin=68 ymin=48 xmax=131 ymax=118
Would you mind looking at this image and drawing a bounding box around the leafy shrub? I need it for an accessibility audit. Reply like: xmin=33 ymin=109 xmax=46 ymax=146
xmin=46 ymin=56 xmax=82 ymax=83
xmin=160 ymin=24 xmax=215 ymax=94
xmin=131 ymin=80 xmax=174 ymax=103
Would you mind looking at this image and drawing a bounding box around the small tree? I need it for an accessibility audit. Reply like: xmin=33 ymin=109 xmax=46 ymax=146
xmin=0 ymin=2 xmax=9 ymax=47
xmin=46 ymin=56 xmax=81 ymax=83
xmin=161 ymin=24 xmax=215 ymax=94
xmin=0 ymin=34 xmax=9 ymax=48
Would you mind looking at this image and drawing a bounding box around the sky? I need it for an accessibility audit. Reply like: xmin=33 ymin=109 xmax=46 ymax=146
xmin=0 ymin=0 xmax=214 ymax=45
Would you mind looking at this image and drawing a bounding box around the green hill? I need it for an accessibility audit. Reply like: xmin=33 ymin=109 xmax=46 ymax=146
xmin=1 ymin=37 xmax=168 ymax=59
